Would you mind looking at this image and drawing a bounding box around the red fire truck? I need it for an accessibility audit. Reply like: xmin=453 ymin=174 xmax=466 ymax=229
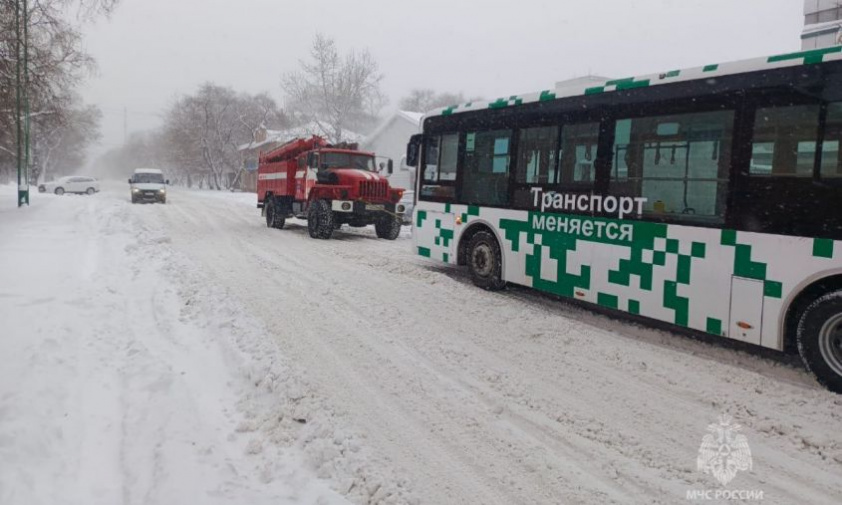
xmin=257 ymin=136 xmax=406 ymax=240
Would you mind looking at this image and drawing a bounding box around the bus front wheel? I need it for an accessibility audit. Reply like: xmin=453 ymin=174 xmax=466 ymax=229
xmin=467 ymin=231 xmax=506 ymax=291
xmin=797 ymin=290 xmax=842 ymax=394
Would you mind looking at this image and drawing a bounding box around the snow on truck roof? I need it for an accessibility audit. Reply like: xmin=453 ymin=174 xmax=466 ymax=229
xmin=423 ymin=46 xmax=842 ymax=120
xmin=133 ymin=168 xmax=163 ymax=174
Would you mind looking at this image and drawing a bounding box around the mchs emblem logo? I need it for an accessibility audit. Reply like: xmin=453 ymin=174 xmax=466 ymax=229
xmin=697 ymin=414 xmax=753 ymax=486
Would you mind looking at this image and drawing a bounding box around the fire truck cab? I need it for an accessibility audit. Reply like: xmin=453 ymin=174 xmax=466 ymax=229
xmin=257 ymin=136 xmax=406 ymax=240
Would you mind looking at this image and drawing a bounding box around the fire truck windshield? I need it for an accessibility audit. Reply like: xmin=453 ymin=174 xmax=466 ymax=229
xmin=321 ymin=153 xmax=375 ymax=171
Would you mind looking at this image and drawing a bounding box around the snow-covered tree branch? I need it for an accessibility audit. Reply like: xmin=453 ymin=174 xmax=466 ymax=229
xmin=282 ymin=34 xmax=385 ymax=143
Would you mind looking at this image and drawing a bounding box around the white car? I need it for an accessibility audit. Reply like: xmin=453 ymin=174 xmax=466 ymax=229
xmin=39 ymin=176 xmax=100 ymax=195
xmin=129 ymin=168 xmax=169 ymax=204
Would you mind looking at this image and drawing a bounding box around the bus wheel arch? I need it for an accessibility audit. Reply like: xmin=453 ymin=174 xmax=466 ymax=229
xmin=458 ymin=222 xmax=507 ymax=291
xmin=783 ymin=273 xmax=842 ymax=354
xmin=458 ymin=222 xmax=503 ymax=266
xmin=796 ymin=289 xmax=842 ymax=393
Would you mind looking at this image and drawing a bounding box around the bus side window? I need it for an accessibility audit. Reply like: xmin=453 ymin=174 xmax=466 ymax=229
xmin=559 ymin=122 xmax=600 ymax=184
xmin=516 ymin=126 xmax=558 ymax=184
xmin=423 ymin=136 xmax=440 ymax=183
xmin=610 ymin=110 xmax=734 ymax=223
xmin=462 ymin=130 xmax=512 ymax=206
xmin=750 ymin=105 xmax=820 ymax=177
xmin=821 ymin=102 xmax=842 ymax=180
xmin=420 ymin=134 xmax=457 ymax=200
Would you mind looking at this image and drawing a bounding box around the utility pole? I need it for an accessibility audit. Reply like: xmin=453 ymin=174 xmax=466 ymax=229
xmin=14 ymin=0 xmax=30 ymax=207
xmin=123 ymin=106 xmax=127 ymax=146
xmin=23 ymin=0 xmax=30 ymax=206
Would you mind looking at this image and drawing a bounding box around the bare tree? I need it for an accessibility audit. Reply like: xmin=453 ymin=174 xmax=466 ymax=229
xmin=0 ymin=0 xmax=118 ymax=182
xmin=282 ymin=34 xmax=385 ymax=143
xmin=31 ymin=97 xmax=101 ymax=183
xmin=159 ymin=83 xmax=285 ymax=190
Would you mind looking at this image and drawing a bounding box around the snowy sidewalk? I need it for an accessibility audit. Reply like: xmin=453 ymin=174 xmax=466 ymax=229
xmin=0 ymin=186 xmax=349 ymax=505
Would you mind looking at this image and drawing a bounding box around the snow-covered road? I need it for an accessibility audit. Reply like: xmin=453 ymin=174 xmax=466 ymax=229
xmin=2 ymin=183 xmax=841 ymax=505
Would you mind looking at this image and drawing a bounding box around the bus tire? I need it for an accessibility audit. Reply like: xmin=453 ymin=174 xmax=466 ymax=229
xmin=467 ymin=230 xmax=506 ymax=291
xmin=307 ymin=199 xmax=334 ymax=239
xmin=375 ymin=215 xmax=401 ymax=240
xmin=797 ymin=290 xmax=842 ymax=393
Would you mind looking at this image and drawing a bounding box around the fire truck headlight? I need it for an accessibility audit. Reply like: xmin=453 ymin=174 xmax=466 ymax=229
xmin=397 ymin=204 xmax=405 ymax=213
xmin=341 ymin=202 xmax=351 ymax=211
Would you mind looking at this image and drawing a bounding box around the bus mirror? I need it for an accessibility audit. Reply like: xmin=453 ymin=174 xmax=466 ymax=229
xmin=406 ymin=134 xmax=422 ymax=167
xmin=657 ymin=122 xmax=680 ymax=136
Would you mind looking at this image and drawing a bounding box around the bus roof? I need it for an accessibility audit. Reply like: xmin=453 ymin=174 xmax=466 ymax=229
xmin=424 ymin=46 xmax=842 ymax=120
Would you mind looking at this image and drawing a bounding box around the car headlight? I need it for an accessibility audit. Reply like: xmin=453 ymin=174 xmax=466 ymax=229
xmin=159 ymin=188 xmax=166 ymax=193
xmin=132 ymin=188 xmax=139 ymax=193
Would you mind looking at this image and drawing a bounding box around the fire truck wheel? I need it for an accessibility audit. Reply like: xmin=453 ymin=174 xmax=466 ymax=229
xmin=264 ymin=200 xmax=274 ymax=227
xmin=375 ymin=215 xmax=401 ymax=240
xmin=307 ymin=199 xmax=334 ymax=239
xmin=265 ymin=199 xmax=285 ymax=229
xmin=467 ymin=230 xmax=507 ymax=291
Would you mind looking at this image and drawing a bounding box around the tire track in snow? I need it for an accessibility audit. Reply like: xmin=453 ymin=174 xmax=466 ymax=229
xmin=145 ymin=188 xmax=842 ymax=505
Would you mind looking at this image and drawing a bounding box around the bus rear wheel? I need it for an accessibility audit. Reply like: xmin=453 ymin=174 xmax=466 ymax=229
xmin=797 ymin=290 xmax=842 ymax=393
xmin=467 ymin=230 xmax=506 ymax=291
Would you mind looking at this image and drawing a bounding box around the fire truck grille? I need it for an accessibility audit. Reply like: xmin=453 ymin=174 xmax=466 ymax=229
xmin=359 ymin=180 xmax=388 ymax=199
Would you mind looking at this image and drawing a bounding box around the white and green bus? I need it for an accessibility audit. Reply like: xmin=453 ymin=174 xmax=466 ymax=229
xmin=405 ymin=47 xmax=842 ymax=393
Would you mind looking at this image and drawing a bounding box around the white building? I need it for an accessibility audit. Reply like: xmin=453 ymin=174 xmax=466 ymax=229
xmin=802 ymin=0 xmax=842 ymax=49
xmin=361 ymin=110 xmax=423 ymax=191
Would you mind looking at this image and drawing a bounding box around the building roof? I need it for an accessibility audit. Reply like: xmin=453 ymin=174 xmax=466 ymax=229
xmin=238 ymin=130 xmax=289 ymax=152
xmin=554 ymin=75 xmax=613 ymax=89
xmin=423 ymin=47 xmax=842 ymax=120
xmin=362 ymin=110 xmax=423 ymax=146
xmin=288 ymin=122 xmax=365 ymax=144
xmin=397 ymin=110 xmax=424 ymax=124
xmin=239 ymin=122 xmax=365 ymax=152
xmin=802 ymin=19 xmax=842 ymax=36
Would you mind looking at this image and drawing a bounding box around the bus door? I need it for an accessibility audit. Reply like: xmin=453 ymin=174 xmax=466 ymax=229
xmin=416 ymin=134 xmax=458 ymax=263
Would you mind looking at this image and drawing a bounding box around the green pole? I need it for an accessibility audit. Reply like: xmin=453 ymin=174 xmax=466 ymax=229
xmin=15 ymin=0 xmax=23 ymax=207
xmin=22 ymin=0 xmax=30 ymax=206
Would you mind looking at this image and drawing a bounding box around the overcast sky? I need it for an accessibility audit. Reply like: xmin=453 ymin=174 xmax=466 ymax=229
xmin=79 ymin=0 xmax=804 ymax=154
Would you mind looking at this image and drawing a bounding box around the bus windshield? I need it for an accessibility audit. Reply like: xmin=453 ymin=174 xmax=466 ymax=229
xmin=321 ymin=153 xmax=375 ymax=171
